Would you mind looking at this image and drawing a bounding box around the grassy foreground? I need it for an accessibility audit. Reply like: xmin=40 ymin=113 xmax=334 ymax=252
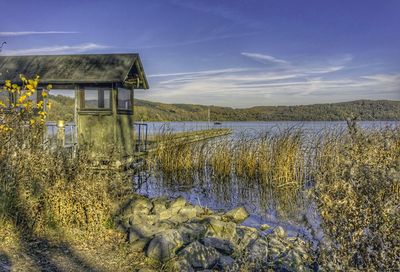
xmin=1 ymin=122 xmax=399 ymax=271
xmin=0 ymin=137 xmax=161 ymax=271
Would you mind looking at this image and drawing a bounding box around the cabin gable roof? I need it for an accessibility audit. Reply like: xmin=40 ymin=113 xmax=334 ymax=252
xmin=0 ymin=53 xmax=149 ymax=89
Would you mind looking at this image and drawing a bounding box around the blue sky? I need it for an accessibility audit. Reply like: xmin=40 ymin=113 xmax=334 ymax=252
xmin=1 ymin=0 xmax=399 ymax=107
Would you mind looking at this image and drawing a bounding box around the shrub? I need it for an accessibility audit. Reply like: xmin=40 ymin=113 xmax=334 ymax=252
xmin=313 ymin=124 xmax=400 ymax=270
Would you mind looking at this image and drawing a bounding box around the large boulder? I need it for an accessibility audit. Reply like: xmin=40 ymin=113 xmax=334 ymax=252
xmin=236 ymin=226 xmax=259 ymax=250
xmin=151 ymin=198 xmax=168 ymax=215
xmin=127 ymin=197 xmax=153 ymax=216
xmin=247 ymin=236 xmax=269 ymax=263
xmin=165 ymin=257 xmax=194 ymax=272
xmin=128 ymin=224 xmax=156 ymax=243
xmin=204 ymin=218 xmax=237 ymax=242
xmin=178 ymin=222 xmax=208 ymax=244
xmin=267 ymin=235 xmax=287 ymax=260
xmin=217 ymin=255 xmax=235 ymax=270
xmin=178 ymin=241 xmax=221 ymax=269
xmin=272 ymin=226 xmax=286 ymax=239
xmin=223 ymin=206 xmax=249 ymax=223
xmin=202 ymin=236 xmax=235 ymax=255
xmin=178 ymin=205 xmax=198 ymax=219
xmin=168 ymin=196 xmax=187 ymax=212
xmin=146 ymin=229 xmax=184 ymax=262
xmin=118 ymin=197 xmax=153 ymax=228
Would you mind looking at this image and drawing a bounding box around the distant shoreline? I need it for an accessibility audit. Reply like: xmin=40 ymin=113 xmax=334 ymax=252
xmin=47 ymin=95 xmax=400 ymax=122
xmin=133 ymin=99 xmax=400 ymax=122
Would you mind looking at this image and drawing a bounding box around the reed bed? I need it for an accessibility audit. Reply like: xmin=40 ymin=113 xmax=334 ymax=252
xmin=149 ymin=128 xmax=307 ymax=214
xmin=149 ymin=123 xmax=400 ymax=270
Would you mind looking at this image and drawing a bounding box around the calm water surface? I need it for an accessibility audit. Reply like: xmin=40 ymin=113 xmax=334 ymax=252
xmin=145 ymin=120 xmax=399 ymax=136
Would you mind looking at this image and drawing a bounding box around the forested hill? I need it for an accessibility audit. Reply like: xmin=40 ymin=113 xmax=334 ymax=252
xmin=134 ymin=99 xmax=400 ymax=121
xmin=47 ymin=95 xmax=400 ymax=121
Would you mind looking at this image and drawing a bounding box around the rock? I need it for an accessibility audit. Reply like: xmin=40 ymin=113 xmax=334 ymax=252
xmin=217 ymin=255 xmax=235 ymax=269
xmin=130 ymin=239 xmax=149 ymax=252
xmin=146 ymin=229 xmax=184 ymax=262
xmin=178 ymin=222 xmax=207 ymax=243
xmin=273 ymin=226 xmax=286 ymax=238
xmin=202 ymin=236 xmax=235 ymax=255
xmin=268 ymin=236 xmax=287 ymax=255
xmin=168 ymin=196 xmax=187 ymax=210
xmin=131 ymin=213 xmax=159 ymax=226
xmin=194 ymin=205 xmax=206 ymax=216
xmin=267 ymin=236 xmax=287 ymax=260
xmin=247 ymin=237 xmax=270 ymax=263
xmin=236 ymin=226 xmax=259 ymax=250
xmin=178 ymin=241 xmax=221 ymax=269
xmin=204 ymin=218 xmax=237 ymax=242
xmin=165 ymin=257 xmax=194 ymax=272
xmin=278 ymin=250 xmax=310 ymax=272
xmin=157 ymin=209 xmax=173 ymax=221
xmin=151 ymin=198 xmax=168 ymax=214
xmin=178 ymin=206 xmax=198 ymax=219
xmin=128 ymin=223 xmax=158 ymax=243
xmin=153 ymin=221 xmax=174 ymax=232
xmin=260 ymin=224 xmax=271 ymax=231
xmin=223 ymin=207 xmax=249 ymax=223
xmin=128 ymin=197 xmax=153 ymax=215
xmin=200 ymin=214 xmax=222 ymax=221
xmin=169 ymin=213 xmax=191 ymax=224
xmin=138 ymin=269 xmax=156 ymax=272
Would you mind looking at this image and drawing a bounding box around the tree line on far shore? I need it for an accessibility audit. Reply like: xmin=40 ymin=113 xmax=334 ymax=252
xmin=47 ymin=94 xmax=400 ymax=122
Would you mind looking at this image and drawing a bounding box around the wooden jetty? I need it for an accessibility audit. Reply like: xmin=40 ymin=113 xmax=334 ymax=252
xmin=134 ymin=128 xmax=232 ymax=159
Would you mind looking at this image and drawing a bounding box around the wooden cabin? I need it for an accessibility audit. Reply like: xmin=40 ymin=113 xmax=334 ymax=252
xmin=0 ymin=53 xmax=149 ymax=164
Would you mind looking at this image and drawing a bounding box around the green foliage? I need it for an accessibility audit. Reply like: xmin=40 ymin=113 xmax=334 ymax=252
xmin=135 ymin=99 xmax=400 ymax=121
xmin=47 ymin=94 xmax=75 ymax=122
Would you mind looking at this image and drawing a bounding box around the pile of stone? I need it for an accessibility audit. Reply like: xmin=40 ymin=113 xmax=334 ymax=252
xmin=117 ymin=195 xmax=314 ymax=271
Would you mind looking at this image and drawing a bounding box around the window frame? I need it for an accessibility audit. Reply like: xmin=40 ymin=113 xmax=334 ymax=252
xmin=81 ymin=87 xmax=112 ymax=111
xmin=117 ymin=88 xmax=133 ymax=112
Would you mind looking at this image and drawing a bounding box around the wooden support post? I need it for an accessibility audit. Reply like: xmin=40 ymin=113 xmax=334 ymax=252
xmin=57 ymin=120 xmax=65 ymax=147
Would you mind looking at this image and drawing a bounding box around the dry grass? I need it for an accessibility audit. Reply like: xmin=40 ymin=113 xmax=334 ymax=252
xmin=150 ymin=128 xmax=306 ymax=214
xmin=149 ymin=123 xmax=400 ymax=270
xmin=312 ymin=124 xmax=400 ymax=270
xmin=0 ymin=126 xmax=159 ymax=271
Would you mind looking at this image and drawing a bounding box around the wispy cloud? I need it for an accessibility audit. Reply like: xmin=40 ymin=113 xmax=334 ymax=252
xmin=2 ymin=43 xmax=110 ymax=55
xmin=0 ymin=31 xmax=78 ymax=37
xmin=148 ymin=68 xmax=253 ymax=78
xmin=137 ymin=32 xmax=258 ymax=49
xmin=137 ymin=53 xmax=400 ymax=107
xmin=241 ymin=52 xmax=289 ymax=65
xmin=167 ymin=0 xmax=259 ymax=29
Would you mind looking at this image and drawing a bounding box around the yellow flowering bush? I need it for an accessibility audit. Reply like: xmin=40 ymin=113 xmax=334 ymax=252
xmin=0 ymin=75 xmax=124 ymax=236
xmin=0 ymin=75 xmax=51 ymax=146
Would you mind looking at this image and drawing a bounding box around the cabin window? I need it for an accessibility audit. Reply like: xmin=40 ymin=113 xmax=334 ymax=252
xmin=83 ymin=88 xmax=111 ymax=109
xmin=117 ymin=88 xmax=132 ymax=110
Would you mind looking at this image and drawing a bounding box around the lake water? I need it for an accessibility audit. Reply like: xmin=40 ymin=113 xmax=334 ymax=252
xmin=144 ymin=120 xmax=399 ymax=136
xmin=134 ymin=121 xmax=399 ymax=244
